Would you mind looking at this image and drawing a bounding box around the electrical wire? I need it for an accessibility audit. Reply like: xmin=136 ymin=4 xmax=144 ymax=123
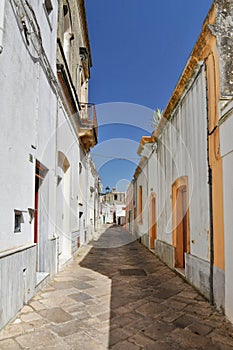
xmin=91 ymin=152 xmax=140 ymax=160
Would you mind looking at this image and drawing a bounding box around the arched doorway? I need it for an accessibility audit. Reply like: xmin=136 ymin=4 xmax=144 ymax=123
xmin=172 ymin=177 xmax=190 ymax=269
xmin=57 ymin=151 xmax=70 ymax=259
xmin=34 ymin=160 xmax=48 ymax=271
xmin=150 ymin=193 xmax=156 ymax=249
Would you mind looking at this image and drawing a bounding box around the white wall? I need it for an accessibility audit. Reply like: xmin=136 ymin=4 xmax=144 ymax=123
xmin=150 ymin=65 xmax=210 ymax=261
xmin=0 ymin=0 xmax=58 ymax=329
xmin=0 ymin=0 xmax=100 ymax=330
xmin=0 ymin=0 xmax=58 ymax=252
xmin=56 ymin=105 xmax=80 ymax=261
xmin=135 ymin=162 xmax=149 ymax=241
xmin=220 ymin=99 xmax=233 ymax=322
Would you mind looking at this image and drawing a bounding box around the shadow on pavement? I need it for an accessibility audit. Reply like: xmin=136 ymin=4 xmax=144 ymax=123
xmin=80 ymin=225 xmax=225 ymax=350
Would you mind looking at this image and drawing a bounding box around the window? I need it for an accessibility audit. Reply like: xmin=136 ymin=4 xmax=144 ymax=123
xmin=14 ymin=210 xmax=23 ymax=233
xmin=44 ymin=0 xmax=53 ymax=15
xmin=114 ymin=194 xmax=117 ymax=201
xmin=43 ymin=0 xmax=53 ymax=29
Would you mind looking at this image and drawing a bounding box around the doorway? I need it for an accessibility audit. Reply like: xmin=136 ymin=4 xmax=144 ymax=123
xmin=172 ymin=177 xmax=190 ymax=270
xmin=175 ymin=186 xmax=188 ymax=268
xmin=113 ymin=211 xmax=116 ymax=224
xmin=150 ymin=193 xmax=156 ymax=249
xmin=34 ymin=160 xmax=48 ymax=271
xmin=57 ymin=151 xmax=71 ymax=260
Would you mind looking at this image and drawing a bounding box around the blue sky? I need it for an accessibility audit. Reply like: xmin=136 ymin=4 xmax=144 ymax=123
xmin=85 ymin=0 xmax=213 ymax=192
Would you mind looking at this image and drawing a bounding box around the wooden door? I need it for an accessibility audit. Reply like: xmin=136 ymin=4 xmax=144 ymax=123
xmin=150 ymin=195 xmax=156 ymax=249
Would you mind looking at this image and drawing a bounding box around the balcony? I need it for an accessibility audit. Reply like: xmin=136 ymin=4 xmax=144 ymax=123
xmin=79 ymin=103 xmax=98 ymax=151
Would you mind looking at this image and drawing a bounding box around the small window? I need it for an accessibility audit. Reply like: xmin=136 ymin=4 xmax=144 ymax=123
xmin=43 ymin=0 xmax=53 ymax=29
xmin=79 ymin=162 xmax=82 ymax=174
xmin=114 ymin=194 xmax=117 ymax=201
xmin=14 ymin=210 xmax=23 ymax=233
xmin=44 ymin=0 xmax=53 ymax=15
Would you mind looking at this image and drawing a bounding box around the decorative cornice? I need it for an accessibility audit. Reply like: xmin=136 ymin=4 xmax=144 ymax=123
xmin=137 ymin=136 xmax=155 ymax=156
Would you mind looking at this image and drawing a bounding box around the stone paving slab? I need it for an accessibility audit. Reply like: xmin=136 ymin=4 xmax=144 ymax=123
xmin=0 ymin=224 xmax=233 ymax=349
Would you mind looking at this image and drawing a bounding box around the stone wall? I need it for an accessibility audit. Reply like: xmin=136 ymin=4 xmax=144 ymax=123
xmin=215 ymin=0 xmax=233 ymax=97
xmin=0 ymin=245 xmax=36 ymax=329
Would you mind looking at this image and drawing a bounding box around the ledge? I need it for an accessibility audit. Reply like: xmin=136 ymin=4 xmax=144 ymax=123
xmin=0 ymin=243 xmax=37 ymax=259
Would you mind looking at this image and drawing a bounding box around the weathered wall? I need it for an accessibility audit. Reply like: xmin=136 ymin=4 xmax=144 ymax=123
xmin=0 ymin=0 xmax=57 ymax=329
xmin=0 ymin=0 xmax=99 ymax=330
xmin=56 ymin=104 xmax=80 ymax=263
xmin=0 ymin=245 xmax=36 ymax=329
xmin=155 ymin=65 xmax=210 ymax=262
xmin=129 ymin=0 xmax=233 ymax=314
xmin=134 ymin=162 xmax=150 ymax=242
xmin=220 ymin=99 xmax=233 ymax=321
xmin=134 ymin=65 xmax=211 ymax=300
xmin=215 ymin=0 xmax=233 ymax=97
xmin=0 ymin=0 xmax=58 ymax=258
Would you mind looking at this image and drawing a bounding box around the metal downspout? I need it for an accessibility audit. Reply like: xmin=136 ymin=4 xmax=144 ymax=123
xmin=205 ymin=65 xmax=214 ymax=305
xmin=208 ymin=164 xmax=214 ymax=305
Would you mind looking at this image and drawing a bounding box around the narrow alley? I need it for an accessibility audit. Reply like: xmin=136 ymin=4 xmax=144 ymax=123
xmin=1 ymin=225 xmax=233 ymax=350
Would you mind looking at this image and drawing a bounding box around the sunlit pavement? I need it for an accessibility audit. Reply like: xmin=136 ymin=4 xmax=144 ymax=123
xmin=1 ymin=224 xmax=233 ymax=350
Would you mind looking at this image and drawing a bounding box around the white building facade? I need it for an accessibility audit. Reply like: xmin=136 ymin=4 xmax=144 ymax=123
xmin=220 ymin=98 xmax=233 ymax=322
xmin=0 ymin=0 xmax=100 ymax=330
xmin=101 ymin=189 xmax=126 ymax=225
xmin=126 ymin=0 xmax=233 ymax=320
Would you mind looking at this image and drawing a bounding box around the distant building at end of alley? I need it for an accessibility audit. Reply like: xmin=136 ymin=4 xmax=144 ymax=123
xmin=101 ymin=188 xmax=126 ymax=226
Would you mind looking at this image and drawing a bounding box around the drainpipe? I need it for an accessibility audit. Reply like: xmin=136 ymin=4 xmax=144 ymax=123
xmin=0 ymin=0 xmax=6 ymax=54
xmin=147 ymin=158 xmax=149 ymax=248
xmin=208 ymin=163 xmax=214 ymax=305
xmin=206 ymin=69 xmax=214 ymax=306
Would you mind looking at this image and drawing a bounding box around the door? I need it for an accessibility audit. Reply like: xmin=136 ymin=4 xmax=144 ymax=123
xmin=175 ymin=185 xmax=188 ymax=268
xmin=150 ymin=194 xmax=156 ymax=249
xmin=34 ymin=175 xmax=39 ymax=245
xmin=113 ymin=211 xmax=116 ymax=224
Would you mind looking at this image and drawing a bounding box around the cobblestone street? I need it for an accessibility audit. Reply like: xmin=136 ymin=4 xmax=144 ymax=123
xmin=1 ymin=225 xmax=233 ymax=349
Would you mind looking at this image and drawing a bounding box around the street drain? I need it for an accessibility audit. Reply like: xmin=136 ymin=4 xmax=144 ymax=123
xmin=119 ymin=268 xmax=147 ymax=276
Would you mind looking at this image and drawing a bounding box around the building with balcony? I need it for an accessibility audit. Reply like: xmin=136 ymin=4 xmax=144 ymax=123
xmin=56 ymin=0 xmax=99 ymax=266
xmin=0 ymin=0 xmax=100 ymax=330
